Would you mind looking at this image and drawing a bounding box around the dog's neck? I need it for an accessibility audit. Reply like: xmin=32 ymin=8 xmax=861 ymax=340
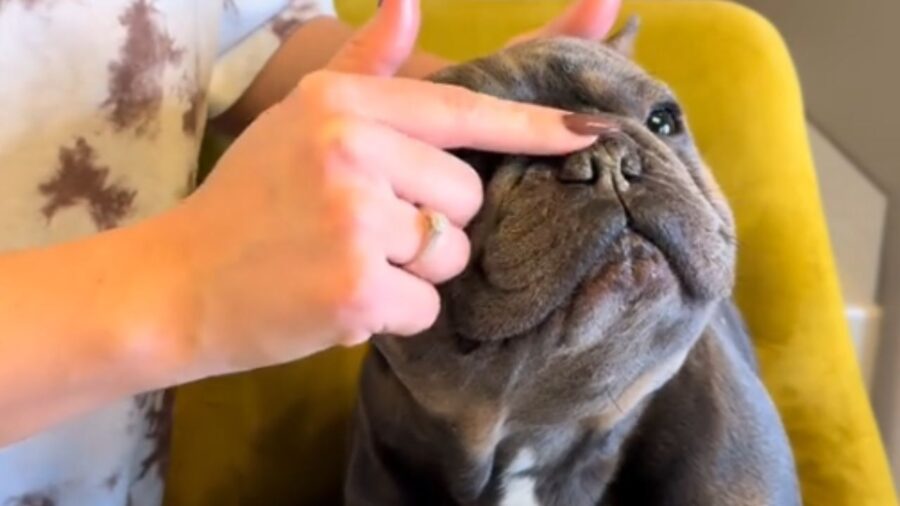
xmin=380 ymin=340 xmax=693 ymax=504
xmin=593 ymin=346 xmax=690 ymax=429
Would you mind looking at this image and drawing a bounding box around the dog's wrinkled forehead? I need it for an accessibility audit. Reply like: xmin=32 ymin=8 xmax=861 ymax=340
xmin=430 ymin=36 xmax=674 ymax=126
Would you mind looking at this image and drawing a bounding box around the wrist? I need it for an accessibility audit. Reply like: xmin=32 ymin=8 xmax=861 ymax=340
xmin=108 ymin=210 xmax=203 ymax=390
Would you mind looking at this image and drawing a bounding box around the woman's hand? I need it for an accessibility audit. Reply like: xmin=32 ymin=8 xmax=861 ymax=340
xmin=214 ymin=0 xmax=623 ymax=132
xmin=0 ymin=0 xmax=617 ymax=445
xmin=165 ymin=0 xmax=609 ymax=380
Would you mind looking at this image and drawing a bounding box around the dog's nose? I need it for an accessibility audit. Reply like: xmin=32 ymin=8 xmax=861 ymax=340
xmin=556 ymin=132 xmax=642 ymax=186
xmin=599 ymin=134 xmax=642 ymax=183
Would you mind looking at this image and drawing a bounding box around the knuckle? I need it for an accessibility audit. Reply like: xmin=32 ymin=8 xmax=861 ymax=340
xmin=440 ymin=85 xmax=483 ymax=118
xmin=405 ymin=223 xmax=472 ymax=284
xmin=296 ymin=72 xmax=327 ymax=102
xmin=435 ymin=85 xmax=489 ymax=135
xmin=327 ymin=193 xmax=373 ymax=254
xmin=457 ymin=165 xmax=485 ymax=223
xmin=297 ymin=71 xmax=344 ymax=108
xmin=451 ymin=233 xmax=472 ymax=274
xmin=313 ymin=116 xmax=365 ymax=169
xmin=330 ymin=244 xmax=380 ymax=326
xmin=435 ymin=232 xmax=471 ymax=282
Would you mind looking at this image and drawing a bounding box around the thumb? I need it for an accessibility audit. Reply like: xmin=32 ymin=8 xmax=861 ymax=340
xmin=540 ymin=0 xmax=621 ymax=40
xmin=327 ymin=0 xmax=421 ymax=76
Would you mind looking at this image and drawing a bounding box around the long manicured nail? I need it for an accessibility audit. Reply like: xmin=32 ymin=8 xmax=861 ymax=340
xmin=562 ymin=113 xmax=617 ymax=136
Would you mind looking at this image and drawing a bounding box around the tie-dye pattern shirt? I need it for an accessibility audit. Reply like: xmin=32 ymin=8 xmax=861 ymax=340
xmin=0 ymin=0 xmax=333 ymax=504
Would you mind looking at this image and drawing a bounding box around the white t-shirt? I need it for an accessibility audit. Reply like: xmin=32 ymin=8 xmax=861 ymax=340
xmin=0 ymin=1 xmax=334 ymax=504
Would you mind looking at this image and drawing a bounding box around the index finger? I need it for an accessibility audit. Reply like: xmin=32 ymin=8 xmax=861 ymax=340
xmin=314 ymin=72 xmax=609 ymax=155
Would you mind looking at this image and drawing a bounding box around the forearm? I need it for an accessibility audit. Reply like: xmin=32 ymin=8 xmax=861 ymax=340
xmin=213 ymin=16 xmax=449 ymax=134
xmin=0 ymin=214 xmax=189 ymax=446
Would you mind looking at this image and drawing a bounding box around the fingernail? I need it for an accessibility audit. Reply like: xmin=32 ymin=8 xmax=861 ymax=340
xmin=562 ymin=113 xmax=617 ymax=136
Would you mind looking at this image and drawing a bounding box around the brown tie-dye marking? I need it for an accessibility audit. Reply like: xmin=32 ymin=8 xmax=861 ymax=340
xmin=104 ymin=472 xmax=120 ymax=491
xmin=271 ymin=1 xmax=319 ymax=41
xmin=176 ymin=52 xmax=206 ymax=136
xmin=38 ymin=138 xmax=136 ymax=230
xmin=104 ymin=0 xmax=183 ymax=134
xmin=135 ymin=389 xmax=175 ymax=480
xmin=181 ymin=88 xmax=206 ymax=135
xmin=3 ymin=493 xmax=55 ymax=506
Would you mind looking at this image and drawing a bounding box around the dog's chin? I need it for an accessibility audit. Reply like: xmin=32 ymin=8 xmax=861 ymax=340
xmin=559 ymin=231 xmax=681 ymax=334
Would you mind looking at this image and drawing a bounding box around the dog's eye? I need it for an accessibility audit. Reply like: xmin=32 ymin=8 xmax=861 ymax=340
xmin=646 ymin=104 xmax=682 ymax=137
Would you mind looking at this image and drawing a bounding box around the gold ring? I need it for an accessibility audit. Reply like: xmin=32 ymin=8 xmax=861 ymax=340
xmin=406 ymin=209 xmax=448 ymax=266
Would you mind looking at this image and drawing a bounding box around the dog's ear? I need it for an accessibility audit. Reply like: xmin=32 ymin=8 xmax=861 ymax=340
xmin=606 ymin=15 xmax=640 ymax=58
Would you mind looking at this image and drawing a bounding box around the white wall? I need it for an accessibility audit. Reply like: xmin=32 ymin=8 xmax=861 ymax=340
xmin=807 ymin=122 xmax=886 ymax=387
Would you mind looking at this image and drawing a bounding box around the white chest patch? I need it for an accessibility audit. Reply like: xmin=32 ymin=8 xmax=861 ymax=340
xmin=498 ymin=449 xmax=541 ymax=506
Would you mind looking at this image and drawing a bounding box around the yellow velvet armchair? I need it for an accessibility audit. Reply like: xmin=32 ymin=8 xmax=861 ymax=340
xmin=165 ymin=1 xmax=898 ymax=505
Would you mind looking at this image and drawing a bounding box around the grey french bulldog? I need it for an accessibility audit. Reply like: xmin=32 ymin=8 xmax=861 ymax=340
xmin=343 ymin=18 xmax=800 ymax=506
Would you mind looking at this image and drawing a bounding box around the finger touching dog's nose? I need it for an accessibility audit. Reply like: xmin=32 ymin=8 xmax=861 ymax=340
xmin=555 ymin=133 xmax=642 ymax=186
